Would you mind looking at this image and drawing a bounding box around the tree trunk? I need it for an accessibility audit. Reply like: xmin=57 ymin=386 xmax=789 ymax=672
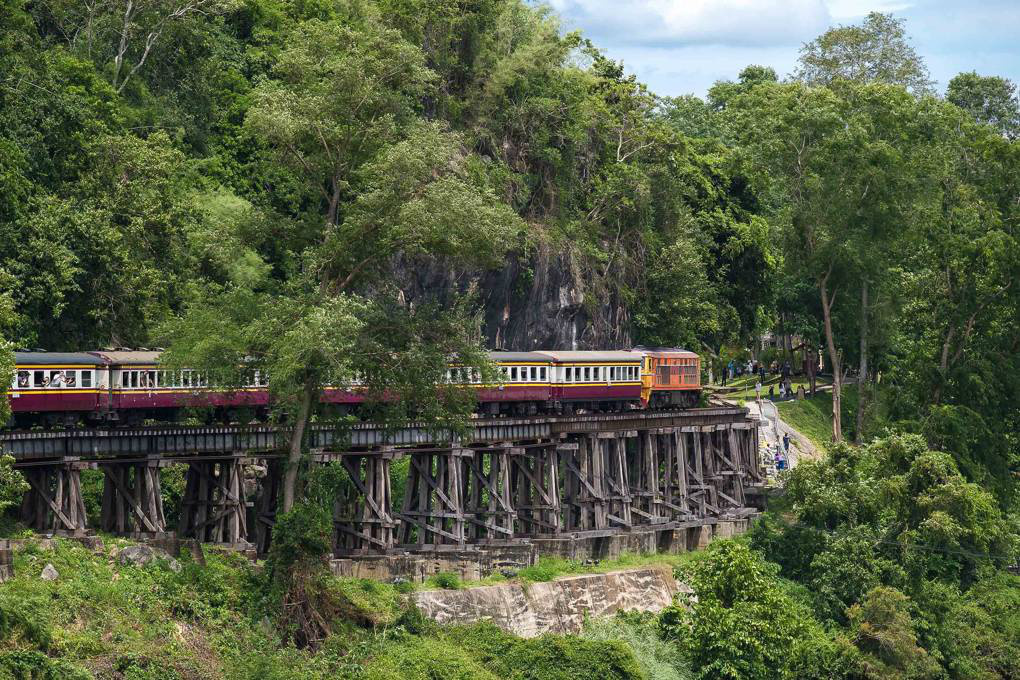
xmin=820 ymin=280 xmax=842 ymax=443
xmin=856 ymin=278 xmax=868 ymax=444
xmin=282 ymin=379 xmax=316 ymax=513
xmin=807 ymin=346 xmax=817 ymax=396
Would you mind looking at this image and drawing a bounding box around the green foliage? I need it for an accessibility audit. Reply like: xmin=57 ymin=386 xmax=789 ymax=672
xmin=660 ymin=541 xmax=856 ymax=680
xmin=796 ymin=12 xmax=933 ymax=94
xmin=748 ymin=432 xmax=1020 ymax=679
xmin=583 ymin=612 xmax=693 ymax=680
xmin=946 ymin=71 xmax=1019 ymax=139
xmin=0 ymin=455 xmax=27 ymax=515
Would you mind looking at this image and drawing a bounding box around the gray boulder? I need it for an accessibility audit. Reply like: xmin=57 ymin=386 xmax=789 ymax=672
xmin=40 ymin=563 xmax=59 ymax=581
xmin=117 ymin=545 xmax=181 ymax=572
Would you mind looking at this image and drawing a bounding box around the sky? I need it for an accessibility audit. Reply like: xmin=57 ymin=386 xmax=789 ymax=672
xmin=543 ymin=0 xmax=1020 ymax=98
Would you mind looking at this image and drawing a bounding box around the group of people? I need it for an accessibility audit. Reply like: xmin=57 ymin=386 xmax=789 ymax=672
xmin=16 ymin=370 xmax=76 ymax=388
xmin=720 ymin=358 xmax=792 ymax=386
xmin=754 ymin=377 xmax=797 ymax=402
xmin=773 ymin=434 xmax=790 ymax=471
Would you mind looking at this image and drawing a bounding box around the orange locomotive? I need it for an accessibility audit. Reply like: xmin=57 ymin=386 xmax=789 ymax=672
xmin=634 ymin=346 xmax=702 ymax=409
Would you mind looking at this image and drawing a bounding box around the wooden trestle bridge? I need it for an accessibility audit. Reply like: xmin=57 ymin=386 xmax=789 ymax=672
xmin=1 ymin=407 xmax=763 ymax=556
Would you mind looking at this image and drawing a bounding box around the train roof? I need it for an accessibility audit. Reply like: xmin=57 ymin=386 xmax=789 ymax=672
xmin=535 ymin=351 xmax=642 ymax=362
xmin=632 ymin=347 xmax=699 ymax=358
xmin=487 ymin=351 xmax=553 ymax=362
xmin=89 ymin=351 xmax=163 ymax=365
xmin=14 ymin=352 xmax=105 ymax=365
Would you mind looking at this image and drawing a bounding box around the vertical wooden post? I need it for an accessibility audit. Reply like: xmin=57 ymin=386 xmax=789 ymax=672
xmin=511 ymin=442 xmax=563 ymax=536
xmin=333 ymin=449 xmax=397 ymax=555
xmin=397 ymin=445 xmax=470 ymax=550
xmin=20 ymin=461 xmax=88 ymax=535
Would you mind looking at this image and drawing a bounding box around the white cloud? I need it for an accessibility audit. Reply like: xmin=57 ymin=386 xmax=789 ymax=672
xmin=548 ymin=0 xmax=832 ymax=47
xmin=823 ymin=0 xmax=914 ymax=20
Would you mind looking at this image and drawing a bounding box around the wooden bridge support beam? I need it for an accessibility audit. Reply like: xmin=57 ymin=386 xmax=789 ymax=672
xmin=252 ymin=459 xmax=282 ymax=555
xmin=562 ymin=434 xmax=609 ymax=532
xmin=397 ymin=446 xmax=471 ymax=550
xmin=463 ymin=444 xmax=518 ymax=544
xmin=601 ymin=433 xmax=632 ymax=528
xmin=681 ymin=427 xmax=715 ymax=518
xmin=630 ymin=430 xmax=678 ymax=525
xmin=511 ymin=442 xmax=563 ymax=536
xmin=99 ymin=456 xmax=167 ymax=537
xmin=20 ymin=460 xmax=88 ymax=535
xmin=178 ymin=458 xmax=248 ymax=545
xmin=333 ymin=449 xmax=397 ymax=555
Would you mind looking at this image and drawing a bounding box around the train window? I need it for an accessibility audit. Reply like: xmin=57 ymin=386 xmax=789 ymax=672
xmin=33 ymin=370 xmax=44 ymax=387
xmin=65 ymin=371 xmax=77 ymax=387
xmin=17 ymin=371 xmax=29 ymax=389
xmin=540 ymin=366 xmax=546 ymax=381
xmin=565 ymin=367 xmax=572 ymax=382
xmin=81 ymin=370 xmax=92 ymax=387
xmin=509 ymin=366 xmax=517 ymax=381
xmin=527 ymin=367 xmax=534 ymax=381
xmin=581 ymin=367 xmax=588 ymax=381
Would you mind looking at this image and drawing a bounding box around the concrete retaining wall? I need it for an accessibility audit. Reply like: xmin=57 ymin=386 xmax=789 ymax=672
xmin=0 ymin=540 xmax=12 ymax=583
xmin=412 ymin=566 xmax=686 ymax=637
xmin=330 ymin=544 xmax=537 ymax=583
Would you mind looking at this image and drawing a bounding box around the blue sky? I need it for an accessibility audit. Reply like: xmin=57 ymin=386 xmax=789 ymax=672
xmin=544 ymin=0 xmax=1020 ymax=97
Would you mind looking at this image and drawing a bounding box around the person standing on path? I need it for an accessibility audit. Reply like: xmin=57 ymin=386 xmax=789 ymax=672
xmin=755 ymin=380 xmax=762 ymax=402
xmin=783 ymin=432 xmax=790 ymax=455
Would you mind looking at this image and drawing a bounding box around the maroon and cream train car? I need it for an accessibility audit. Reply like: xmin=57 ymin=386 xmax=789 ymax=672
xmin=542 ymin=351 xmax=643 ymax=411
xmin=10 ymin=352 xmax=107 ymax=426
xmin=96 ymin=351 xmax=270 ymax=424
xmin=6 ymin=347 xmax=695 ymax=427
xmin=474 ymin=352 xmax=554 ymax=414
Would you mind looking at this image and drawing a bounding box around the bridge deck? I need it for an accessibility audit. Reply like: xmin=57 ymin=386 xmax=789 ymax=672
xmin=2 ymin=407 xmax=750 ymax=462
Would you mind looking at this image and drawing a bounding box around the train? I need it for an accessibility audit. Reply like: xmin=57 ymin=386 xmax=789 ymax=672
xmin=6 ymin=347 xmax=701 ymax=427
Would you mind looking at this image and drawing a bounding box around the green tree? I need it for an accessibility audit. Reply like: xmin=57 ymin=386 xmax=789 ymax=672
xmin=946 ymin=71 xmax=1020 ymax=139
xmin=796 ymin=12 xmax=933 ymax=95
xmin=660 ymin=541 xmax=847 ymax=680
xmin=726 ymin=82 xmax=860 ymax=440
xmin=0 ymin=455 xmax=28 ymax=515
xmin=165 ymin=12 xmax=522 ymax=513
xmin=848 ymin=586 xmax=941 ymax=679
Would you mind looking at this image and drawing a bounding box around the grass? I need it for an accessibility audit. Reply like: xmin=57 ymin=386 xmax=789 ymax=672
xmin=514 ymin=551 xmax=705 ymax=584
xmin=711 ymin=375 xmax=829 ymax=402
xmin=776 ymin=385 xmax=860 ymax=449
xmin=0 ymin=537 xmax=660 ymax=680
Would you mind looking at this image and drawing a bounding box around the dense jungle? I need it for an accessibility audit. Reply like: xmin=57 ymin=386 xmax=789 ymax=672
xmin=0 ymin=1 xmax=1018 ymax=678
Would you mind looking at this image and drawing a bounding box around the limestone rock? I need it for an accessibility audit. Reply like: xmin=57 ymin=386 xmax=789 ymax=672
xmin=412 ymin=566 xmax=687 ymax=638
xmin=117 ymin=545 xmax=181 ymax=572
xmin=40 ymin=563 xmax=59 ymax=581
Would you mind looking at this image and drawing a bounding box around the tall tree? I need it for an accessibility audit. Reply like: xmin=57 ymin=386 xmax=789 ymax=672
xmin=796 ymin=12 xmax=934 ymax=95
xmin=946 ymin=71 xmax=1020 ymax=139
xmin=164 ymin=12 xmax=522 ymax=512
xmin=727 ymin=82 xmax=883 ymax=441
xmin=796 ymin=13 xmax=933 ymax=439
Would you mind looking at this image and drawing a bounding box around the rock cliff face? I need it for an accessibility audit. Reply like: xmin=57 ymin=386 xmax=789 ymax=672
xmin=412 ymin=566 xmax=685 ymax=637
xmin=396 ymin=245 xmax=632 ymax=351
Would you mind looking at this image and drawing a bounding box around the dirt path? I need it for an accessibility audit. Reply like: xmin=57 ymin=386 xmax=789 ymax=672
xmin=745 ymin=399 xmax=820 ymax=467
